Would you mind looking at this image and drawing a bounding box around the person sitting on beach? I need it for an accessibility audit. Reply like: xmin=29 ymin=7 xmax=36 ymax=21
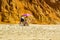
xmin=24 ymin=16 xmax=29 ymax=26
xmin=20 ymin=15 xmax=25 ymax=25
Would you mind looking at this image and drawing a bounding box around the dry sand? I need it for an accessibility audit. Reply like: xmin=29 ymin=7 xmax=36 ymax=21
xmin=0 ymin=24 xmax=60 ymax=40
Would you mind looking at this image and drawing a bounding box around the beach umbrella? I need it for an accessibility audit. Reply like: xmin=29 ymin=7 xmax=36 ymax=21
xmin=22 ymin=14 xmax=31 ymax=16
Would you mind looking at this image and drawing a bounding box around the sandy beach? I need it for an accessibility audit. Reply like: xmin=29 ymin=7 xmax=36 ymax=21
xmin=0 ymin=24 xmax=60 ymax=40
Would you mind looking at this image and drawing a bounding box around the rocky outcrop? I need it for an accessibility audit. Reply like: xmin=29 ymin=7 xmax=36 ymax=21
xmin=0 ymin=0 xmax=60 ymax=24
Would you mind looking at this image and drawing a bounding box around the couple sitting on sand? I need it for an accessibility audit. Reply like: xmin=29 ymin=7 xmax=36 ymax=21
xmin=20 ymin=15 xmax=29 ymax=26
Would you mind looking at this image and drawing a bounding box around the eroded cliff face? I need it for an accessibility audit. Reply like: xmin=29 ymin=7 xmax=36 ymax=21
xmin=0 ymin=0 xmax=60 ymax=24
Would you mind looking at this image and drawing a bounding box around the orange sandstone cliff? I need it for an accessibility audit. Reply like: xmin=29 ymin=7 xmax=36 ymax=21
xmin=0 ymin=0 xmax=60 ymax=24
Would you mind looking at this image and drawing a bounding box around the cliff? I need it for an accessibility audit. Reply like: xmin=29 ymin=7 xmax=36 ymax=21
xmin=0 ymin=0 xmax=60 ymax=24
